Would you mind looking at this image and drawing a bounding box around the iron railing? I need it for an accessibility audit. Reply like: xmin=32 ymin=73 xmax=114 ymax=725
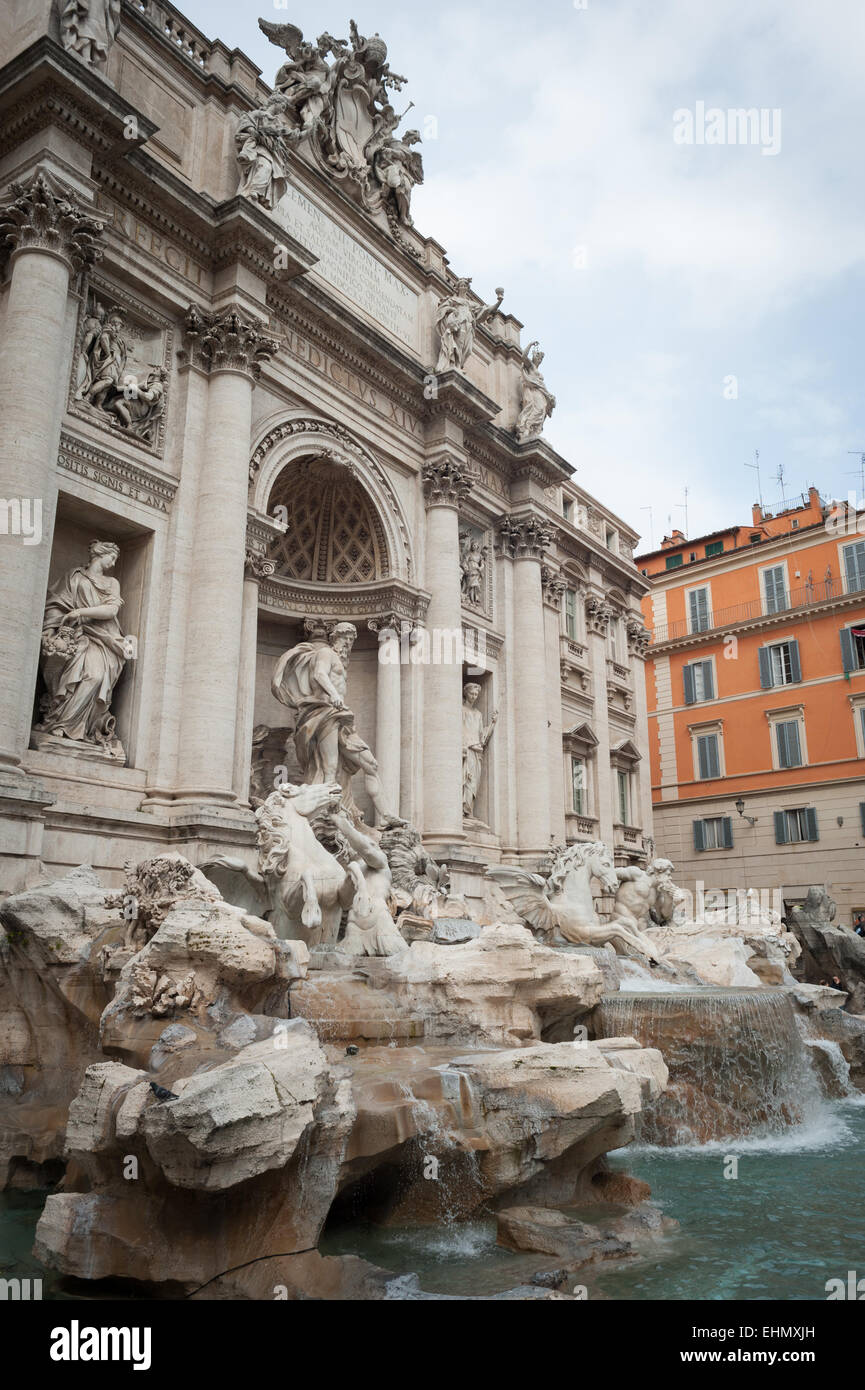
xmin=650 ymin=576 xmax=863 ymax=645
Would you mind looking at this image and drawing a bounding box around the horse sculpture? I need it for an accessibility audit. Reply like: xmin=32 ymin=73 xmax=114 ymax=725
xmin=487 ymin=840 xmax=661 ymax=963
xmin=202 ymin=781 xmax=358 ymax=949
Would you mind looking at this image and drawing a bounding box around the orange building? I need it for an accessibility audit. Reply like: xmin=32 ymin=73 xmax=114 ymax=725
xmin=637 ymin=487 xmax=865 ymax=921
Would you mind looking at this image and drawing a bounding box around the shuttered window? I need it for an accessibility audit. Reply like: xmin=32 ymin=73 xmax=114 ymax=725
xmin=762 ymin=564 xmax=788 ymax=614
xmin=843 ymin=541 xmax=865 ymax=593
xmin=760 ymin=640 xmax=801 ymax=687
xmin=775 ymin=720 xmax=803 ymax=769
xmin=688 ymin=587 xmax=711 ymax=633
xmin=694 ymin=816 xmax=734 ymax=851
xmin=696 ymin=733 xmax=721 ymax=780
xmin=840 ymin=626 xmax=865 ymax=673
xmin=684 ymin=660 xmax=714 ymax=704
xmin=775 ymin=808 xmax=819 ymax=844
xmin=565 ymin=589 xmax=578 ymax=640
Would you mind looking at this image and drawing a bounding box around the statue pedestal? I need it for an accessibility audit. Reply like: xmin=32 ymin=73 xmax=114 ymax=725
xmin=29 ymin=728 xmax=127 ymax=765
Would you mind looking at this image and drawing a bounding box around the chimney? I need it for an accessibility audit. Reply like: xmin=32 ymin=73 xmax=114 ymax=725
xmin=752 ymin=502 xmax=764 ymax=525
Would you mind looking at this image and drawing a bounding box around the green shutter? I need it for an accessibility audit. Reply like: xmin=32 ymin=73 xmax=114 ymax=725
xmin=774 ymin=810 xmax=788 ymax=844
xmin=805 ymin=808 xmax=819 ymax=842
xmin=703 ymin=661 xmax=715 ymax=700
xmin=722 ymin=816 xmax=734 ymax=848
xmin=789 ymin=641 xmax=802 ymax=683
xmin=759 ymin=647 xmax=773 ymax=689
xmin=841 ymin=628 xmax=856 ymax=674
xmin=693 ymin=820 xmax=706 ymax=851
xmin=860 ymin=803 xmax=865 ymax=836
xmin=683 ymin=665 xmax=695 ymax=705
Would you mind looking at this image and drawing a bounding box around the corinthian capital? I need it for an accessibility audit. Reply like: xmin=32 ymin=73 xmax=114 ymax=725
xmin=244 ymin=550 xmax=276 ymax=581
xmin=498 ymin=514 xmax=553 ymax=561
xmin=180 ymin=304 xmax=280 ymax=379
xmin=0 ymin=172 xmax=103 ymax=272
xmin=422 ymin=456 xmax=474 ymax=509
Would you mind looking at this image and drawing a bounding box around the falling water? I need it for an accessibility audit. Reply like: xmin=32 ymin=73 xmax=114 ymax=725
xmin=595 ymin=990 xmax=825 ymax=1146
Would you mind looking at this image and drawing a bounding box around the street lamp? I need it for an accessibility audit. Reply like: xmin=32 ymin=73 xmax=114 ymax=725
xmin=735 ymin=798 xmax=757 ymax=827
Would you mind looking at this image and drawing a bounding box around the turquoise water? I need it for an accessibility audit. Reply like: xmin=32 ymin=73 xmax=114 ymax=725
xmin=5 ymin=1098 xmax=865 ymax=1300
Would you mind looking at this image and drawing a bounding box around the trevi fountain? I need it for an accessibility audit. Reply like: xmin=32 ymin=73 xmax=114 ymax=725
xmin=0 ymin=0 xmax=863 ymax=1318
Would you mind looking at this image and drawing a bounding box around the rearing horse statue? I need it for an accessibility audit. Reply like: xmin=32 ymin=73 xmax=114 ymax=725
xmin=487 ymin=840 xmax=661 ymax=962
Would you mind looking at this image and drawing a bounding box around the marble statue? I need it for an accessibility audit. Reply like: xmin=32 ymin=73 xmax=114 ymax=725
xmin=488 ymin=842 xmax=662 ymax=962
xmin=380 ymin=820 xmax=449 ymax=915
xmin=60 ymin=0 xmax=121 ymax=68
xmin=459 ymin=531 xmax=487 ymax=608
xmin=259 ymin=21 xmax=340 ymax=139
xmin=789 ymin=886 xmax=837 ymax=929
xmin=435 ymin=279 xmax=505 ymax=373
xmin=33 ymin=541 xmax=127 ymax=759
xmin=204 ymin=781 xmax=359 ymax=947
xmin=612 ymin=859 xmax=679 ymax=941
xmin=462 ymin=684 xmax=497 ymax=819
xmin=271 ymin=621 xmax=397 ymax=824
xmin=77 ymin=305 xmax=128 ymax=409
xmin=367 ymin=110 xmax=423 ymax=226
xmin=235 ymin=93 xmax=294 ymax=209
xmin=515 ymin=341 xmax=556 ymax=443
xmin=105 ymin=366 xmax=168 ymax=442
xmin=330 ymin=811 xmax=408 ymax=956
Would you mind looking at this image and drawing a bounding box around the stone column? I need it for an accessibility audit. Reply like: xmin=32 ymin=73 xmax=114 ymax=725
xmin=586 ymin=592 xmax=615 ymax=844
xmin=627 ymin=616 xmax=654 ymax=847
xmin=174 ymin=306 xmax=279 ymax=803
xmin=368 ymin=615 xmax=402 ymax=822
xmin=502 ymin=516 xmax=554 ymax=858
xmin=232 ymin=551 xmax=275 ymax=803
xmin=0 ymin=172 xmax=103 ymax=774
xmin=422 ymin=457 xmax=472 ymax=844
xmin=542 ymin=567 xmax=567 ymax=846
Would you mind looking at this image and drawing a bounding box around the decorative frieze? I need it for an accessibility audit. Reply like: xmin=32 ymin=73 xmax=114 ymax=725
xmin=57 ymin=434 xmax=177 ymax=514
xmin=179 ymin=305 xmax=280 ymax=379
xmin=0 ymin=171 xmax=103 ymax=272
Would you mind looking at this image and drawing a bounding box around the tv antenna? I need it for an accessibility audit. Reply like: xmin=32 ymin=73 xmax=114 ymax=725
xmin=640 ymin=506 xmax=654 ymax=551
xmin=745 ymin=450 xmax=763 ymax=509
xmin=847 ymin=451 xmax=865 ymax=499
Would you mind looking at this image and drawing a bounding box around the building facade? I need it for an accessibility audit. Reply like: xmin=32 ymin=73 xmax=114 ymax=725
xmin=0 ymin=0 xmax=653 ymax=908
xmin=639 ymin=487 xmax=865 ymax=922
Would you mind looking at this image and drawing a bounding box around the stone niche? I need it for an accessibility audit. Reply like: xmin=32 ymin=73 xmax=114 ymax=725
xmin=30 ymin=496 xmax=152 ymax=769
xmin=254 ymin=616 xmax=380 ymax=825
xmin=462 ymin=666 xmax=496 ymax=832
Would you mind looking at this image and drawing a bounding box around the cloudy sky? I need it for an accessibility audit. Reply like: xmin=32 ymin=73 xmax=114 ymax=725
xmin=185 ymin=0 xmax=865 ymax=549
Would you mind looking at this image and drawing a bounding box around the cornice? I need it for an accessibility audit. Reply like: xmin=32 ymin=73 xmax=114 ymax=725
xmin=57 ymin=430 xmax=177 ymax=513
xmin=257 ymin=576 xmax=430 ymax=623
xmin=649 ymin=589 xmax=865 ymax=656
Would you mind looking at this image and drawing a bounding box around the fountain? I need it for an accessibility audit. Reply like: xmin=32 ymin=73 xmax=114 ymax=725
xmin=594 ymin=989 xmax=825 ymax=1145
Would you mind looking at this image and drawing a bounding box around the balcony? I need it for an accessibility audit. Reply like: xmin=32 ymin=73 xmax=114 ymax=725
xmin=649 ymin=576 xmax=863 ymax=647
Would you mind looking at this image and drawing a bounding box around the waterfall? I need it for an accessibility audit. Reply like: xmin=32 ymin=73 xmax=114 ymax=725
xmin=595 ymin=989 xmax=824 ymax=1146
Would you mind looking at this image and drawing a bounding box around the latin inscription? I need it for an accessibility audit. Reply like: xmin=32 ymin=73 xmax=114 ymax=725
xmin=276 ymin=185 xmax=419 ymax=350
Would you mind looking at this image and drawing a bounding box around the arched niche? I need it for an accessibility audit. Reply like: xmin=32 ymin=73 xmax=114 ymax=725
xmin=249 ymin=416 xmax=414 ymax=583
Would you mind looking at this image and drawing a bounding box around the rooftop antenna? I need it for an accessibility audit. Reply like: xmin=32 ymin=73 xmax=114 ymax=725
xmin=846 ymin=451 xmax=865 ymax=500
xmin=673 ymin=486 xmax=689 ymax=539
xmin=745 ymin=450 xmax=763 ymax=509
xmin=640 ymin=506 xmax=654 ymax=550
xmin=775 ymin=461 xmax=786 ymax=509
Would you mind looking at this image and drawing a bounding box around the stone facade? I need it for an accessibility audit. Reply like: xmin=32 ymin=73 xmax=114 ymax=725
xmin=0 ymin=1 xmax=651 ymax=908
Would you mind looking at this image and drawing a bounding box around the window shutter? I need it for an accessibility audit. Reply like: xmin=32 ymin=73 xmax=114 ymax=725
xmin=844 ymin=541 xmax=865 ymax=591
xmin=693 ymin=820 xmax=705 ymax=852
xmin=841 ymin=627 xmax=856 ymax=674
xmin=764 ymin=566 xmax=788 ymax=613
xmin=860 ymin=802 xmax=865 ymax=836
xmin=758 ymin=647 xmax=773 ymax=689
xmin=787 ymin=722 xmax=801 ymax=767
xmin=709 ymin=736 xmax=720 ymax=778
xmin=805 ymin=807 xmax=819 ymax=841
xmin=702 ymin=661 xmax=715 ymax=700
xmin=774 ymin=810 xmax=787 ymax=845
xmin=776 ymin=723 xmax=788 ymax=768
xmin=683 ymin=665 xmax=696 ymax=705
xmin=689 ymin=588 xmax=709 ymax=632
xmin=722 ymin=816 xmax=733 ymax=848
xmin=789 ymin=641 xmax=802 ymax=683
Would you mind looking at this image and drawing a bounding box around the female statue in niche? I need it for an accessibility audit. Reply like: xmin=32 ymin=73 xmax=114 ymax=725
xmin=462 ymin=682 xmax=497 ymax=819
xmin=515 ymin=340 xmax=556 ymax=443
xmin=34 ymin=540 xmax=128 ymax=759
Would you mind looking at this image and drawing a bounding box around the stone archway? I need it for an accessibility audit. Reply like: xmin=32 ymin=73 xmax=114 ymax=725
xmin=267 ymin=457 xmax=390 ymax=584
